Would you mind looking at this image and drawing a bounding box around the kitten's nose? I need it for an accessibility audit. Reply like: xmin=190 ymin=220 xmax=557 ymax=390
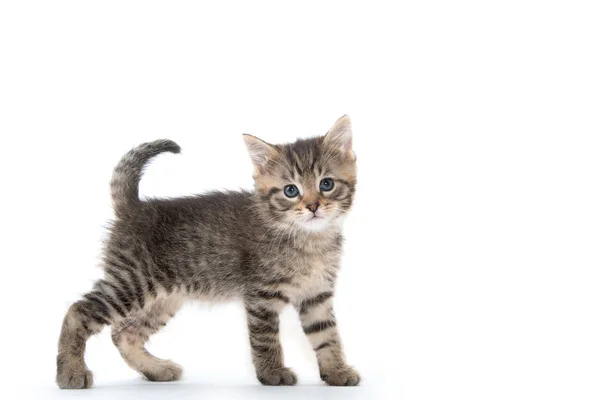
xmin=306 ymin=201 xmax=320 ymax=213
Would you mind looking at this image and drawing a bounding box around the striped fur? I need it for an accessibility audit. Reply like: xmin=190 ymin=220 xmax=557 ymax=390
xmin=56 ymin=115 xmax=359 ymax=389
xmin=110 ymin=139 xmax=181 ymax=219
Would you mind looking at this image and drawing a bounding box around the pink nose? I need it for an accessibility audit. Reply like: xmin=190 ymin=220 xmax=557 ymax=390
xmin=306 ymin=202 xmax=320 ymax=213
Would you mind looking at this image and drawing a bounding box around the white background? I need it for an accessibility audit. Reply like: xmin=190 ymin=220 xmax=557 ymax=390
xmin=1 ymin=1 xmax=599 ymax=399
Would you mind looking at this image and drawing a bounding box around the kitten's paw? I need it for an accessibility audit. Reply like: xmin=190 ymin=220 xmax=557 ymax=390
xmin=142 ymin=360 xmax=183 ymax=382
xmin=257 ymin=367 xmax=298 ymax=386
xmin=56 ymin=364 xmax=94 ymax=389
xmin=321 ymin=366 xmax=361 ymax=386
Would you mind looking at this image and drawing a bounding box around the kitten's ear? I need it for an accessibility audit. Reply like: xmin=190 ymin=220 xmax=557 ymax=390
xmin=242 ymin=134 xmax=278 ymax=174
xmin=324 ymin=114 xmax=355 ymax=160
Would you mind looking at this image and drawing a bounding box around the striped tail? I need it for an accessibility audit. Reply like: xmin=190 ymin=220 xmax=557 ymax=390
xmin=110 ymin=139 xmax=180 ymax=218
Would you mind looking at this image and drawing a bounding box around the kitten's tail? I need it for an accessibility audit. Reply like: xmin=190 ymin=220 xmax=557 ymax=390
xmin=110 ymin=139 xmax=181 ymax=218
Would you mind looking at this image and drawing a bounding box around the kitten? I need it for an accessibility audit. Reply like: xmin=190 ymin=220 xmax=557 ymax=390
xmin=56 ymin=115 xmax=359 ymax=388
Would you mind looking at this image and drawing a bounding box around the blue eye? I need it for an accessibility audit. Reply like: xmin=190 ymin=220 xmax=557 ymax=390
xmin=319 ymin=178 xmax=334 ymax=192
xmin=284 ymin=185 xmax=299 ymax=198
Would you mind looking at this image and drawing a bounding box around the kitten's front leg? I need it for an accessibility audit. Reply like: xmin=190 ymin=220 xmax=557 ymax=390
xmin=297 ymin=291 xmax=361 ymax=386
xmin=245 ymin=291 xmax=297 ymax=386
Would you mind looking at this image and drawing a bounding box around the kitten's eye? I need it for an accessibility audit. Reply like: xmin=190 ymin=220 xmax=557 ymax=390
xmin=283 ymin=185 xmax=299 ymax=198
xmin=319 ymin=178 xmax=334 ymax=192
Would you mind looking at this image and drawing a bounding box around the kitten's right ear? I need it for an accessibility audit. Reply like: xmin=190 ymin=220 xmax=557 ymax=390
xmin=242 ymin=134 xmax=278 ymax=175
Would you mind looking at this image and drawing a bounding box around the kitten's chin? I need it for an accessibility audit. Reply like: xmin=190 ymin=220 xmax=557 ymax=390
xmin=298 ymin=216 xmax=333 ymax=232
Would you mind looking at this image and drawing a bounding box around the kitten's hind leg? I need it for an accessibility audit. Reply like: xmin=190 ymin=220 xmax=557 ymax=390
xmin=56 ymin=285 xmax=123 ymax=389
xmin=111 ymin=296 xmax=184 ymax=382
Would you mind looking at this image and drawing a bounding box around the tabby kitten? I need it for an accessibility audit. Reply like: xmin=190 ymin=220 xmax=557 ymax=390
xmin=56 ymin=115 xmax=359 ymax=388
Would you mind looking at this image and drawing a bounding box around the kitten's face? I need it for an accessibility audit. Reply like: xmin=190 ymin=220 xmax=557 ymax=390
xmin=244 ymin=115 xmax=356 ymax=232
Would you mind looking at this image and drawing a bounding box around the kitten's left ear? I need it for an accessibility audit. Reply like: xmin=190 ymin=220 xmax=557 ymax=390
xmin=242 ymin=134 xmax=278 ymax=175
xmin=324 ymin=114 xmax=355 ymax=160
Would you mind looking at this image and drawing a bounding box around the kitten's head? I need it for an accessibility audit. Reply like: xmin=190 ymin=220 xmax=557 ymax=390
xmin=243 ymin=115 xmax=356 ymax=232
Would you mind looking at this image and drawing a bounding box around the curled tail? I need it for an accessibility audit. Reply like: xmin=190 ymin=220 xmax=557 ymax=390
xmin=110 ymin=139 xmax=181 ymax=218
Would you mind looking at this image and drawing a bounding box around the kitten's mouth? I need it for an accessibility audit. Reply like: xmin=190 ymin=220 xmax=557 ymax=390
xmin=298 ymin=213 xmax=331 ymax=231
xmin=305 ymin=214 xmax=327 ymax=223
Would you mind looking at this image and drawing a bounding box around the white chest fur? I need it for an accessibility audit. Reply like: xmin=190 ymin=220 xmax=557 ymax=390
xmin=282 ymin=252 xmax=339 ymax=304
